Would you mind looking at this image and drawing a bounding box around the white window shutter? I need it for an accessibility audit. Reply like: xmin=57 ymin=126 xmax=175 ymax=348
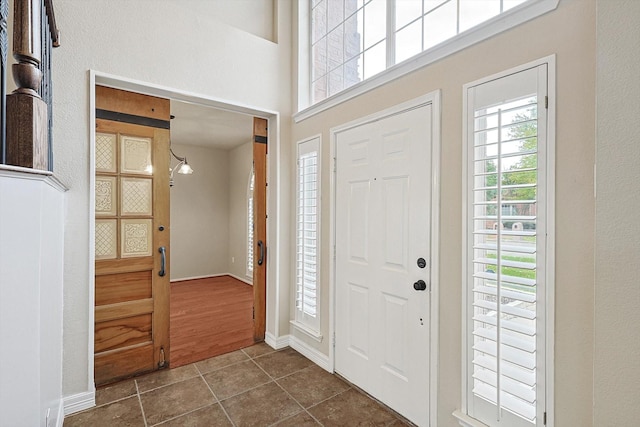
xmin=296 ymin=137 xmax=321 ymax=332
xmin=247 ymin=168 xmax=255 ymax=276
xmin=464 ymin=64 xmax=550 ymax=427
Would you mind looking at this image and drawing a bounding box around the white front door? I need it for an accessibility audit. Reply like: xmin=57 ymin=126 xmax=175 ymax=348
xmin=335 ymin=104 xmax=432 ymax=426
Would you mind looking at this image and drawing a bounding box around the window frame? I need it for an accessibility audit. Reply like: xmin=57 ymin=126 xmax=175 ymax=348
xmin=296 ymin=0 xmax=560 ymax=121
xmin=292 ymin=134 xmax=322 ymax=340
xmin=456 ymin=55 xmax=556 ymax=427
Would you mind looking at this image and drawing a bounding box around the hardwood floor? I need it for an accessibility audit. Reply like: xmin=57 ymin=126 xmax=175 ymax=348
xmin=170 ymin=275 xmax=255 ymax=368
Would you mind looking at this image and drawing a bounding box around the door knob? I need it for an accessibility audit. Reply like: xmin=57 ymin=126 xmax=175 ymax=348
xmin=413 ymin=280 xmax=427 ymax=291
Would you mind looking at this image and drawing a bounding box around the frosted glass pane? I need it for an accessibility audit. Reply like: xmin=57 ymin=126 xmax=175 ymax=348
xmin=121 ymin=177 xmax=152 ymax=216
xmin=96 ymin=133 xmax=116 ymax=173
xmin=95 ymin=176 xmax=117 ymax=216
xmin=121 ymin=135 xmax=152 ymax=175
xmin=96 ymin=219 xmax=117 ymax=260
xmin=121 ymin=219 xmax=153 ymax=258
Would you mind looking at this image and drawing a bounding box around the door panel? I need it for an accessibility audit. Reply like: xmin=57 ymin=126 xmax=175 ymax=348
xmin=94 ymin=86 xmax=170 ymax=385
xmin=336 ymin=105 xmax=432 ymax=425
xmin=252 ymin=117 xmax=268 ymax=341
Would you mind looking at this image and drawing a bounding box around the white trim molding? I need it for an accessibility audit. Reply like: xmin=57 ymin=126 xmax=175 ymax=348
xmin=265 ymin=332 xmax=291 ymax=350
xmin=170 ymin=273 xmax=253 ymax=286
xmin=289 ymin=335 xmax=331 ymax=372
xmin=290 ymin=320 xmax=323 ymax=343
xmin=63 ymin=391 xmax=95 ymax=416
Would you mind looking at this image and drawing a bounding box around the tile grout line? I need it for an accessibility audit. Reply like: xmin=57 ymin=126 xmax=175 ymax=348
xmin=270 ymin=380 xmax=322 ymax=427
xmin=135 ymin=379 xmax=149 ymax=427
xmin=250 ymin=355 xmax=319 ymax=426
xmin=196 ymin=361 xmax=237 ymax=427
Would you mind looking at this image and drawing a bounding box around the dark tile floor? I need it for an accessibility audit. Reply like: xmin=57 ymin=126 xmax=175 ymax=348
xmin=64 ymin=343 xmax=411 ymax=426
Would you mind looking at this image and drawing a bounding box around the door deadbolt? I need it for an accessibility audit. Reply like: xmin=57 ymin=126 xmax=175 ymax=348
xmin=417 ymin=257 xmax=427 ymax=269
xmin=413 ymin=280 xmax=427 ymax=291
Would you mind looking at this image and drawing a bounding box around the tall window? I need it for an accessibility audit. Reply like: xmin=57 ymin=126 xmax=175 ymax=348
xmin=310 ymin=0 xmax=546 ymax=105
xmin=247 ymin=167 xmax=255 ymax=277
xmin=462 ymin=62 xmax=552 ymax=427
xmin=295 ymin=136 xmax=320 ymax=333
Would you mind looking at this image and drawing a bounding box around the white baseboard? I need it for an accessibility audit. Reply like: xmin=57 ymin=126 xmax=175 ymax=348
xmin=265 ymin=332 xmax=290 ymax=350
xmin=171 ymin=273 xmax=228 ymax=283
xmin=63 ymin=390 xmax=95 ymax=416
xmin=55 ymin=399 xmax=65 ymax=427
xmin=227 ymin=273 xmax=253 ymax=286
xmin=171 ymin=273 xmax=253 ymax=285
xmin=289 ymin=335 xmax=331 ymax=372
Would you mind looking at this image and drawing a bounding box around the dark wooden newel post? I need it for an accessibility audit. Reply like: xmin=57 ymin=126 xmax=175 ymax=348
xmin=6 ymin=0 xmax=48 ymax=170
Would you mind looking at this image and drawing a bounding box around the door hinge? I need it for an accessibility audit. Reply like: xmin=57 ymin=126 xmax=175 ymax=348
xmin=333 ymin=157 xmax=337 ymax=173
xmin=543 ymin=411 xmax=547 ymax=425
xmin=332 ymin=332 xmax=336 ymax=348
xmin=545 ymin=96 xmax=548 ymax=109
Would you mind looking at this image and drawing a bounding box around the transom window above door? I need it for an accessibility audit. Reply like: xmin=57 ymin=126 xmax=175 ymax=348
xmin=299 ymin=0 xmax=560 ymax=116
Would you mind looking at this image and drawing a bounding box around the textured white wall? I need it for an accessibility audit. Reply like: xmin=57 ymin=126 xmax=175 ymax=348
xmin=291 ymin=0 xmax=596 ymax=425
xmin=228 ymin=142 xmax=254 ymax=282
xmin=170 ymin=143 xmax=230 ymax=281
xmin=595 ymin=1 xmax=640 ymax=425
xmin=52 ymin=0 xmax=292 ymax=399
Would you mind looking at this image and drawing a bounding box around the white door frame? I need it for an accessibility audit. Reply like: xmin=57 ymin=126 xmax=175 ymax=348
xmin=328 ymin=91 xmax=441 ymax=426
xmin=86 ymin=70 xmax=285 ymax=397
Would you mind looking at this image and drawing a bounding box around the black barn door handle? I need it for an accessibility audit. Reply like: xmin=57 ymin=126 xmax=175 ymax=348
xmin=257 ymin=240 xmax=265 ymax=266
xmin=158 ymin=246 xmax=166 ymax=277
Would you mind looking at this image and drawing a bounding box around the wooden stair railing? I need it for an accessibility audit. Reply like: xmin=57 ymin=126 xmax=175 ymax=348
xmin=2 ymin=0 xmax=59 ymax=171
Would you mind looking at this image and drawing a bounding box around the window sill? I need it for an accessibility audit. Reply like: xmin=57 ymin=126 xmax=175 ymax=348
xmin=295 ymin=0 xmax=559 ymax=123
xmin=452 ymin=411 xmax=490 ymax=427
xmin=0 ymin=164 xmax=67 ymax=192
xmin=290 ymin=320 xmax=322 ymax=343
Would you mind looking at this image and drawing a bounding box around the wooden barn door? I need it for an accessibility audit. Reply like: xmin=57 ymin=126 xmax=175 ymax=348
xmin=94 ymin=86 xmax=171 ymax=385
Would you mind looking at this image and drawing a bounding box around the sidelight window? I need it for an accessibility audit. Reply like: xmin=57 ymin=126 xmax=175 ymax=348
xmin=460 ymin=60 xmax=554 ymax=427
xmin=295 ymin=136 xmax=321 ymax=334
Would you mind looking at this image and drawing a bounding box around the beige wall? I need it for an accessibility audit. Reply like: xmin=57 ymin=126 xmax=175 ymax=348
xmin=594 ymin=1 xmax=640 ymax=425
xmin=170 ymin=143 xmax=230 ymax=281
xmin=53 ymin=0 xmax=292 ymax=399
xmin=228 ymin=142 xmax=254 ymax=282
xmin=291 ymin=0 xmax=595 ymax=425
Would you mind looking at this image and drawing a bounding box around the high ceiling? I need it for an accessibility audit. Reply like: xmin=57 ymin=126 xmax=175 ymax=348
xmin=169 ymin=100 xmax=254 ymax=150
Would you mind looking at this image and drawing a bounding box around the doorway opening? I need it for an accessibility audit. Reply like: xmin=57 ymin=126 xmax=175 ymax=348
xmin=89 ymin=71 xmax=280 ymax=387
xmin=168 ymin=102 xmax=267 ymax=367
